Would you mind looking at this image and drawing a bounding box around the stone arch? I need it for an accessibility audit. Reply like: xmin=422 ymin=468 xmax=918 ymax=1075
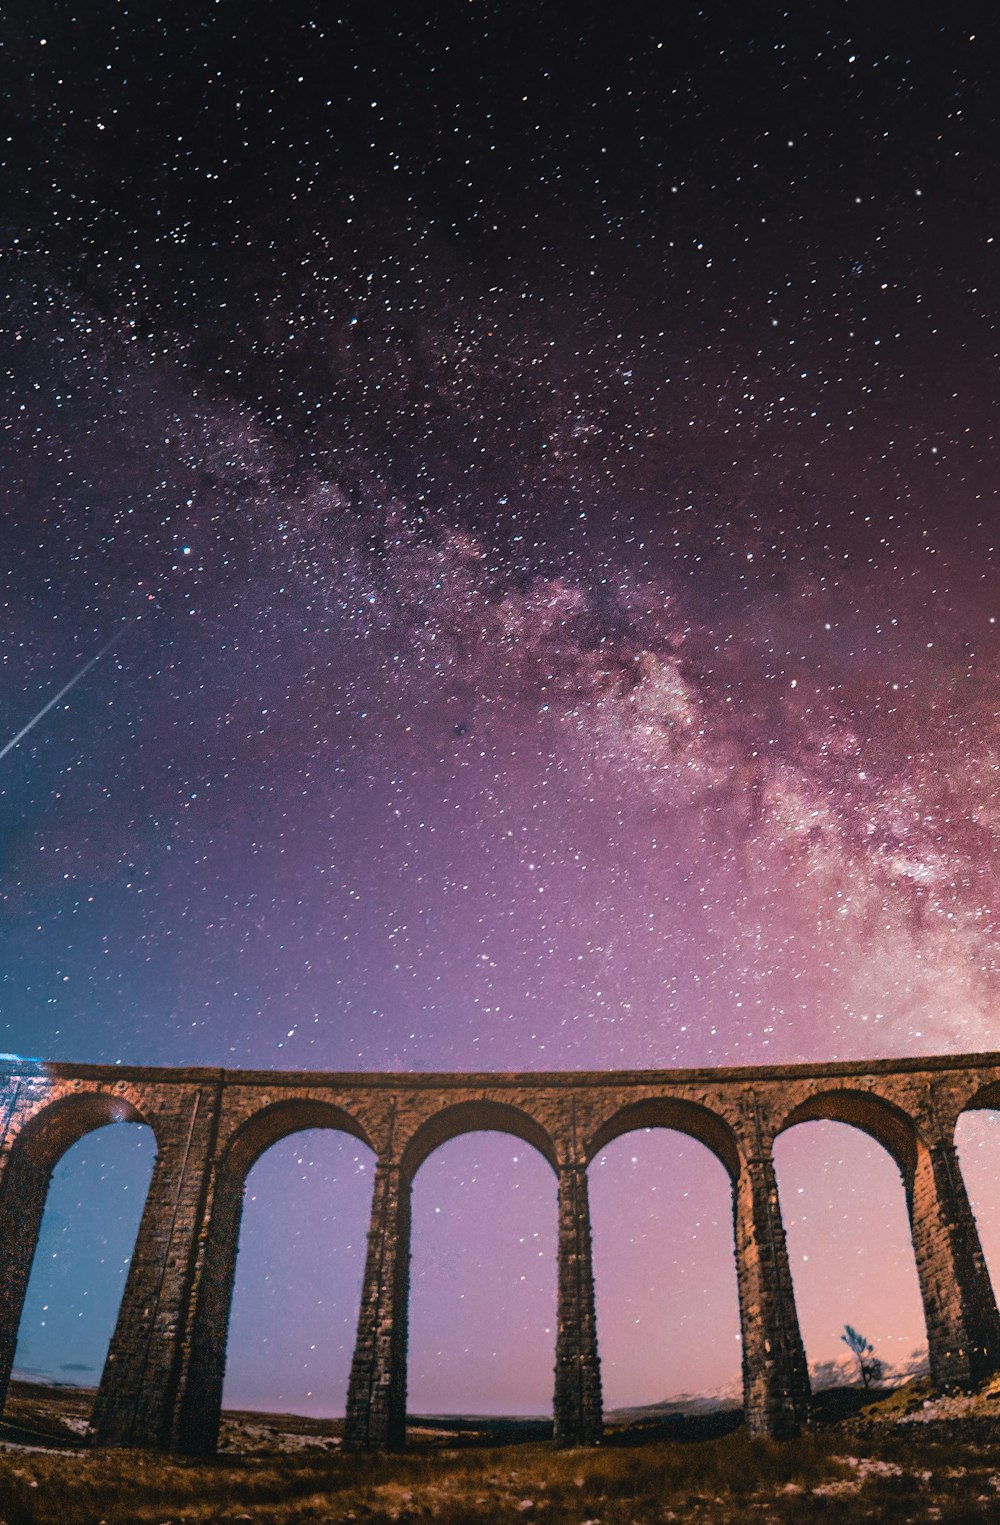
xmin=584 ymin=1096 xmax=740 ymax=1181
xmin=174 ymin=1098 xmax=376 ymax=1455
xmin=8 ymin=1086 xmax=157 ymax=1168
xmin=0 ymin=1088 xmax=158 ymax=1419
xmin=957 ymin=1078 xmax=1000 ymax=1119
xmin=775 ymin=1087 xmax=921 ymax=1182
xmin=399 ymin=1100 xmax=559 ymax=1183
xmin=585 ymin=1104 xmax=742 ymax=1414
xmin=218 ymin=1097 xmax=374 ymax=1183
xmin=346 ymin=1102 xmax=559 ymax=1454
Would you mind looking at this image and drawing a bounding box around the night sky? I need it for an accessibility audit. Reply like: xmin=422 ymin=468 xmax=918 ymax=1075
xmin=3 ymin=2 xmax=1000 ymax=1416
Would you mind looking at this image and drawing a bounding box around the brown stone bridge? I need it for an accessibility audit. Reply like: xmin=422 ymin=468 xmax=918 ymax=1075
xmin=0 ymin=1052 xmax=999 ymax=1453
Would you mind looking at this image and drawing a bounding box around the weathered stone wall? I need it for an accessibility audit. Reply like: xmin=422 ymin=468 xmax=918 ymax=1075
xmin=0 ymin=1052 xmax=998 ymax=1453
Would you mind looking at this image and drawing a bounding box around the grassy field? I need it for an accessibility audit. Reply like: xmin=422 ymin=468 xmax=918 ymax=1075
xmin=1 ymin=1380 xmax=999 ymax=1523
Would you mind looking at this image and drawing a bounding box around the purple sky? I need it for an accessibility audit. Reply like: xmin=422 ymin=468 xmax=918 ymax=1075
xmin=3 ymin=2 xmax=1000 ymax=1415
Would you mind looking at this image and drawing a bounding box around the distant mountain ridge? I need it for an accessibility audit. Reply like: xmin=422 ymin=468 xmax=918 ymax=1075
xmin=14 ymin=1347 xmax=933 ymax=1426
xmin=608 ymin=1347 xmax=931 ymax=1421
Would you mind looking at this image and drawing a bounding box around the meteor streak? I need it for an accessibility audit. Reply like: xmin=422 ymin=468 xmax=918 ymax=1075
xmin=0 ymin=629 xmax=125 ymax=762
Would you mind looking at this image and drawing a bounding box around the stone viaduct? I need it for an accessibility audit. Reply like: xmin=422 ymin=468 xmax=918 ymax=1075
xmin=0 ymin=1052 xmax=998 ymax=1453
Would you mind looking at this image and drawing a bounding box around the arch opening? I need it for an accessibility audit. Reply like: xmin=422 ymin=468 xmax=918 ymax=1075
xmin=589 ymin=1127 xmax=741 ymax=1412
xmin=773 ymin=1119 xmax=927 ymax=1393
xmin=222 ymin=1128 xmax=375 ymax=1424
xmin=6 ymin=1116 xmax=156 ymax=1432
xmin=407 ymin=1131 xmax=558 ymax=1425
xmin=178 ymin=1108 xmax=377 ymax=1451
xmin=954 ymin=1105 xmax=1000 ymax=1306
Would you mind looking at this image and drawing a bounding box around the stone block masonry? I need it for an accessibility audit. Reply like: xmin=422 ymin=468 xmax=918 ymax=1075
xmin=0 ymin=1053 xmax=998 ymax=1452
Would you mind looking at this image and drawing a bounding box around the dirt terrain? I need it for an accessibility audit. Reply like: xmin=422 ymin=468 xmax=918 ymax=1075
xmin=1 ymin=1376 xmax=999 ymax=1522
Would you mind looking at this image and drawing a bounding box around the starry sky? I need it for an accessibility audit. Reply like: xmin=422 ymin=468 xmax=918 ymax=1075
xmin=3 ymin=2 xmax=1000 ymax=1417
